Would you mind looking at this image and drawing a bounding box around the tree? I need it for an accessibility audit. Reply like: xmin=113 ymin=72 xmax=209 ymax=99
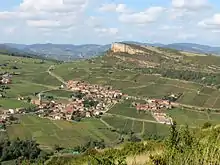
xmin=0 ymin=139 xmax=43 ymax=162
xmin=202 ymin=122 xmax=212 ymax=129
xmin=26 ymin=97 xmax=31 ymax=103
xmin=53 ymin=144 xmax=63 ymax=153
xmin=90 ymin=155 xmax=127 ymax=165
xmin=166 ymin=121 xmax=179 ymax=149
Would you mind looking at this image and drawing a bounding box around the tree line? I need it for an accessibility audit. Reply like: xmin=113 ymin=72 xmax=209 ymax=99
xmin=0 ymin=138 xmax=51 ymax=164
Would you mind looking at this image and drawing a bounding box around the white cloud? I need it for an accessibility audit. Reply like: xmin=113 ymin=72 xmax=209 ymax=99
xmin=119 ymin=7 xmax=165 ymax=24
xmin=0 ymin=0 xmax=218 ymax=45
xmin=19 ymin=0 xmax=88 ymax=13
xmin=212 ymin=30 xmax=220 ymax=33
xmin=160 ymin=25 xmax=182 ymax=30
xmin=198 ymin=14 xmax=220 ymax=29
xmin=169 ymin=0 xmax=211 ymax=20
xmin=177 ymin=33 xmax=196 ymax=40
xmin=95 ymin=27 xmax=119 ymax=35
xmin=86 ymin=16 xmax=102 ymax=28
xmin=26 ymin=20 xmax=60 ymax=28
xmin=99 ymin=3 xmax=130 ymax=13
xmin=0 ymin=0 xmax=88 ymax=30
xmin=172 ymin=0 xmax=210 ymax=10
xmin=4 ymin=27 xmax=16 ymax=34
xmin=0 ymin=11 xmax=15 ymax=20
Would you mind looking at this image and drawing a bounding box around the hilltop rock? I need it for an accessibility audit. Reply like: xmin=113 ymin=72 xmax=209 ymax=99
xmin=111 ymin=42 xmax=146 ymax=55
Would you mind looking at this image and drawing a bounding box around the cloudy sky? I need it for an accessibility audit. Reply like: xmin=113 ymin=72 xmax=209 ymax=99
xmin=0 ymin=0 xmax=220 ymax=45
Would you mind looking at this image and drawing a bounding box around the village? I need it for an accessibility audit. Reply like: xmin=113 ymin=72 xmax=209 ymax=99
xmin=28 ymin=80 xmax=123 ymax=121
xmin=0 ymin=72 xmax=175 ymax=129
xmin=133 ymin=99 xmax=174 ymax=125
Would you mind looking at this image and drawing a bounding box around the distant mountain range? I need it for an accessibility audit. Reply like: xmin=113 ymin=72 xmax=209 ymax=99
xmin=123 ymin=41 xmax=220 ymax=55
xmin=3 ymin=43 xmax=111 ymax=61
xmin=1 ymin=42 xmax=220 ymax=61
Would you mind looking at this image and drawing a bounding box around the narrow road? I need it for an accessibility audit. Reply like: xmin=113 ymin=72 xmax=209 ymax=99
xmin=105 ymin=113 xmax=198 ymax=128
xmin=100 ymin=119 xmax=114 ymax=129
xmin=141 ymin=122 xmax=145 ymax=135
xmin=47 ymin=65 xmax=67 ymax=85
xmin=21 ymin=80 xmax=57 ymax=90
xmin=105 ymin=113 xmax=159 ymax=124
xmin=212 ymin=95 xmax=220 ymax=108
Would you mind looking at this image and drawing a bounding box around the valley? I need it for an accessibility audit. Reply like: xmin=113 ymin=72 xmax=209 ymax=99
xmin=1 ymin=42 xmax=220 ymax=164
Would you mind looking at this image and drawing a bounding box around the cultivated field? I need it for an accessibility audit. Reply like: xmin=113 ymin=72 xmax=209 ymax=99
xmin=53 ymin=57 xmax=220 ymax=109
xmin=102 ymin=115 xmax=169 ymax=138
xmin=0 ymin=99 xmax=33 ymax=109
xmin=0 ymin=54 xmax=61 ymax=108
xmin=106 ymin=99 xmax=220 ymax=130
xmin=7 ymin=115 xmax=119 ymax=149
xmin=167 ymin=108 xmax=220 ymax=126
xmin=2 ymin=52 xmax=220 ymax=149
xmin=43 ymin=90 xmax=73 ymax=98
xmin=108 ymin=100 xmax=155 ymax=121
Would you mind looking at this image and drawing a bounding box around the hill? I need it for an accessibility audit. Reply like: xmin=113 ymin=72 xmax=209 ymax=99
xmin=3 ymin=41 xmax=220 ymax=62
xmin=123 ymin=41 xmax=220 ymax=55
xmin=0 ymin=44 xmax=56 ymax=61
xmin=43 ymin=124 xmax=220 ymax=165
xmin=4 ymin=43 xmax=111 ymax=61
xmin=1 ymin=42 xmax=220 ymax=164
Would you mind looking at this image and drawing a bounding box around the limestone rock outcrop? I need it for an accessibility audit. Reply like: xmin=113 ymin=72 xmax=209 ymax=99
xmin=111 ymin=42 xmax=145 ymax=55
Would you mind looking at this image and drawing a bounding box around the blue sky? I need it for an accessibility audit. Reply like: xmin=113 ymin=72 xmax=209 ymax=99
xmin=0 ymin=0 xmax=220 ymax=45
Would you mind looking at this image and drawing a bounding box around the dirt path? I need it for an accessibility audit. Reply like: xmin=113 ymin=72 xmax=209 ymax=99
xmin=105 ymin=113 xmax=159 ymax=124
xmin=47 ymin=65 xmax=67 ymax=85
xmin=212 ymin=95 xmax=220 ymax=108
xmin=131 ymin=120 xmax=135 ymax=131
xmin=21 ymin=80 xmax=57 ymax=90
xmin=141 ymin=122 xmax=145 ymax=135
xmin=100 ymin=118 xmax=114 ymax=129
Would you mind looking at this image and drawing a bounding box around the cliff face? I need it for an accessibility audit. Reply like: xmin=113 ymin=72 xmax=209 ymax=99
xmin=111 ymin=42 xmax=145 ymax=55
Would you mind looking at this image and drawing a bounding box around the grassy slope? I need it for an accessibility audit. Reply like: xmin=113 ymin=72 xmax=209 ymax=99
xmin=53 ymin=57 xmax=220 ymax=109
xmin=0 ymin=54 xmax=60 ymax=108
xmin=2 ymin=47 xmax=220 ymax=153
xmin=108 ymin=100 xmax=155 ymax=121
xmin=7 ymin=115 xmax=118 ymax=149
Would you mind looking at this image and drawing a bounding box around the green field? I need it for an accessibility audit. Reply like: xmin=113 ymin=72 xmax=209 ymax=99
xmin=43 ymin=90 xmax=73 ymax=98
xmin=102 ymin=116 xmax=135 ymax=133
xmin=143 ymin=122 xmax=169 ymax=137
xmin=108 ymin=100 xmax=155 ymax=121
xmin=2 ymin=52 xmax=220 ymax=151
xmin=7 ymin=115 xmax=119 ymax=148
xmin=0 ymin=99 xmax=33 ymax=109
xmin=167 ymin=108 xmax=220 ymax=126
xmin=0 ymin=54 xmax=61 ymax=108
xmin=50 ymin=55 xmax=220 ymax=109
xmin=6 ymin=81 xmax=50 ymax=98
xmin=102 ymin=115 xmax=169 ymax=138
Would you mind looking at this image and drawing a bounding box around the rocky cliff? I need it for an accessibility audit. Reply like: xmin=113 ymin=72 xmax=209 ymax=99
xmin=111 ymin=42 xmax=146 ymax=55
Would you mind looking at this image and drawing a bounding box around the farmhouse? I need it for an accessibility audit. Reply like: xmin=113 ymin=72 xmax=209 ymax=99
xmin=154 ymin=113 xmax=173 ymax=125
xmin=134 ymin=99 xmax=173 ymax=125
xmin=8 ymin=109 xmax=15 ymax=114
xmin=0 ymin=73 xmax=12 ymax=84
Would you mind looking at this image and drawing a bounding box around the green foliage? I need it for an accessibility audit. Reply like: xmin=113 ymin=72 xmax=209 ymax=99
xmin=83 ymin=99 xmax=99 ymax=108
xmin=150 ymin=123 xmax=220 ymax=165
xmin=89 ymin=155 xmax=127 ymax=165
xmin=71 ymin=91 xmax=86 ymax=99
xmin=73 ymin=139 xmax=106 ymax=153
xmin=0 ymin=138 xmax=49 ymax=163
xmin=202 ymin=122 xmax=212 ymax=129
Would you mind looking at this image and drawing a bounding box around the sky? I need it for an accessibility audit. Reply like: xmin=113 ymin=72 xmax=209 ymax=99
xmin=0 ymin=0 xmax=220 ymax=45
